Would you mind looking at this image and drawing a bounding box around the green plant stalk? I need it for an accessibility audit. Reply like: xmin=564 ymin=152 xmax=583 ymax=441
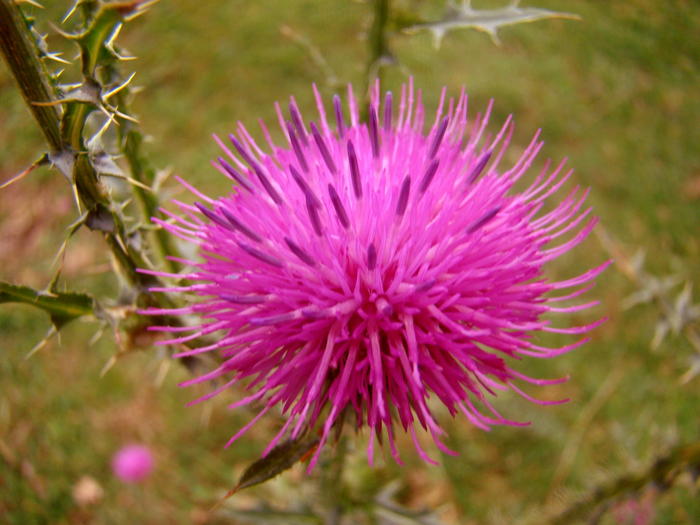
xmin=368 ymin=0 xmax=390 ymax=76
xmin=121 ymin=112 xmax=181 ymax=274
xmin=77 ymin=6 xmax=180 ymax=273
xmin=0 ymin=281 xmax=93 ymax=329
xmin=319 ymin=431 xmax=349 ymax=525
xmin=0 ymin=0 xmax=62 ymax=151
xmin=549 ymin=440 xmax=700 ymax=524
xmin=0 ymin=0 xmax=156 ymax=295
xmin=0 ymin=1 xmax=218 ymax=369
xmin=61 ymin=6 xmax=119 ymax=149
xmin=363 ymin=0 xmax=390 ymax=113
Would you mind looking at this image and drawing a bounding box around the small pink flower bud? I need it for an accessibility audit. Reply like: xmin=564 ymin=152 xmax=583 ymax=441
xmin=112 ymin=444 xmax=153 ymax=483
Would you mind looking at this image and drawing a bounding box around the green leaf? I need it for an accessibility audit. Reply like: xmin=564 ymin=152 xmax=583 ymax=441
xmin=234 ymin=436 xmax=320 ymax=493
xmin=0 ymin=281 xmax=94 ymax=329
xmin=405 ymin=0 xmax=580 ymax=47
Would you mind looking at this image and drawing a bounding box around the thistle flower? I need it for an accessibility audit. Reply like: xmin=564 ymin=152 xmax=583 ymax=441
xmin=142 ymin=81 xmax=607 ymax=467
xmin=112 ymin=444 xmax=154 ymax=483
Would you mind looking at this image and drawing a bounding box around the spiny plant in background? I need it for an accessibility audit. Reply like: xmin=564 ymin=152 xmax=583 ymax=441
xmin=404 ymin=0 xmax=580 ymax=47
xmin=597 ymin=228 xmax=700 ymax=383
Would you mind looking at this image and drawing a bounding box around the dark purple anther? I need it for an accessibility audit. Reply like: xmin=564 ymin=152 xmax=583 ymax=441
xmin=229 ymin=134 xmax=257 ymax=168
xmin=252 ymin=164 xmax=282 ymax=205
xmin=396 ymin=176 xmax=411 ymax=217
xmin=328 ymin=184 xmax=349 ymax=229
xmin=347 ymin=140 xmax=362 ymax=199
xmin=284 ymin=237 xmax=316 ymax=267
xmin=195 ymin=202 xmax=230 ymax=229
xmin=306 ymin=194 xmax=323 ymax=236
xmin=220 ymin=208 xmax=262 ymax=242
xmin=367 ymin=243 xmax=377 ymax=270
xmin=221 ymin=293 xmax=267 ymax=304
xmin=251 ymin=312 xmax=297 ymax=326
xmin=229 ymin=136 xmax=280 ymax=204
xmin=238 ymin=242 xmax=284 ymax=268
xmin=286 ymin=121 xmax=309 ymax=173
xmin=301 ymin=308 xmax=328 ymax=319
xmin=429 ymin=116 xmax=449 ymax=159
xmin=310 ymin=122 xmax=337 ymax=174
xmin=415 ymin=279 xmax=437 ymax=293
xmin=289 ymin=99 xmax=308 ymax=146
xmin=217 ymin=157 xmax=253 ymax=193
xmin=368 ymin=105 xmax=379 ymax=158
xmin=289 ymin=165 xmax=320 ymax=207
xmin=467 ymin=206 xmax=502 ymax=233
xmin=333 ymin=95 xmax=345 ymax=138
xmin=383 ymin=92 xmax=393 ymax=132
xmin=467 ymin=150 xmax=492 ymax=184
xmin=419 ymin=159 xmax=440 ymax=194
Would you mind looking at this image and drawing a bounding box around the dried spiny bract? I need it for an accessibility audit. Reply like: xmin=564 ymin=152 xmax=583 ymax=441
xmin=142 ymin=82 xmax=608 ymax=467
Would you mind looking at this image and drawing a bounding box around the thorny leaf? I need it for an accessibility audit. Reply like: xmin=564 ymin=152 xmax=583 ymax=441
xmin=651 ymin=319 xmax=671 ymax=351
xmin=0 ymin=280 xmax=94 ymax=330
xmin=680 ymin=354 xmax=700 ymax=384
xmin=47 ymin=149 xmax=75 ymax=180
xmin=60 ymin=2 xmax=141 ymax=73
xmin=90 ymin=150 xmax=124 ymax=177
xmin=649 ymin=283 xmax=700 ymax=350
xmin=52 ymin=79 xmax=102 ymax=105
xmin=0 ymin=154 xmax=48 ymax=189
xmin=29 ymin=20 xmax=71 ymax=65
xmin=18 ymin=1 xmax=45 ymax=7
xmin=622 ymin=274 xmax=682 ymax=310
xmin=231 ymin=436 xmax=320 ymax=494
xmin=405 ymin=0 xmax=580 ymax=47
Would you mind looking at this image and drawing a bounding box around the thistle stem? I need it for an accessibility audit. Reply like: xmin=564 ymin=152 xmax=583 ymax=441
xmin=321 ymin=437 xmax=348 ymax=525
xmin=363 ymin=0 xmax=391 ymax=115
xmin=0 ymin=0 xmax=62 ymax=151
xmin=121 ymin=114 xmax=181 ymax=273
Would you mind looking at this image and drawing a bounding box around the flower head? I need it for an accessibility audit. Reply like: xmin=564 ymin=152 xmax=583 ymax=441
xmin=112 ymin=444 xmax=154 ymax=483
xmin=143 ymin=82 xmax=607 ymax=467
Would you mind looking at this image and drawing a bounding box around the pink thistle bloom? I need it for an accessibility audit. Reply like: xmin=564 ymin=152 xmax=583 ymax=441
xmin=112 ymin=444 xmax=154 ymax=483
xmin=142 ymin=81 xmax=608 ymax=468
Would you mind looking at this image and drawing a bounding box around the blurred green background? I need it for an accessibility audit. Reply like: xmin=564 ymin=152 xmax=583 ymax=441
xmin=1 ymin=0 xmax=699 ymax=523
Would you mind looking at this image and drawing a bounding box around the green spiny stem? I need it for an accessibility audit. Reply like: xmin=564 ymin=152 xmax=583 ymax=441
xmin=0 ymin=1 xmax=212 ymax=368
xmin=61 ymin=5 xmax=121 ymax=150
xmin=0 ymin=0 xmax=62 ymax=151
xmin=0 ymin=0 xmax=157 ymax=295
xmin=76 ymin=4 xmax=180 ymax=273
xmin=549 ymin=440 xmax=700 ymax=524
xmin=0 ymin=281 xmax=93 ymax=329
xmin=121 ymin=113 xmax=181 ymax=274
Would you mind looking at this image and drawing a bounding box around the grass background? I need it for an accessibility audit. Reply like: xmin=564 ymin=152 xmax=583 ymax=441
xmin=1 ymin=0 xmax=699 ymax=523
